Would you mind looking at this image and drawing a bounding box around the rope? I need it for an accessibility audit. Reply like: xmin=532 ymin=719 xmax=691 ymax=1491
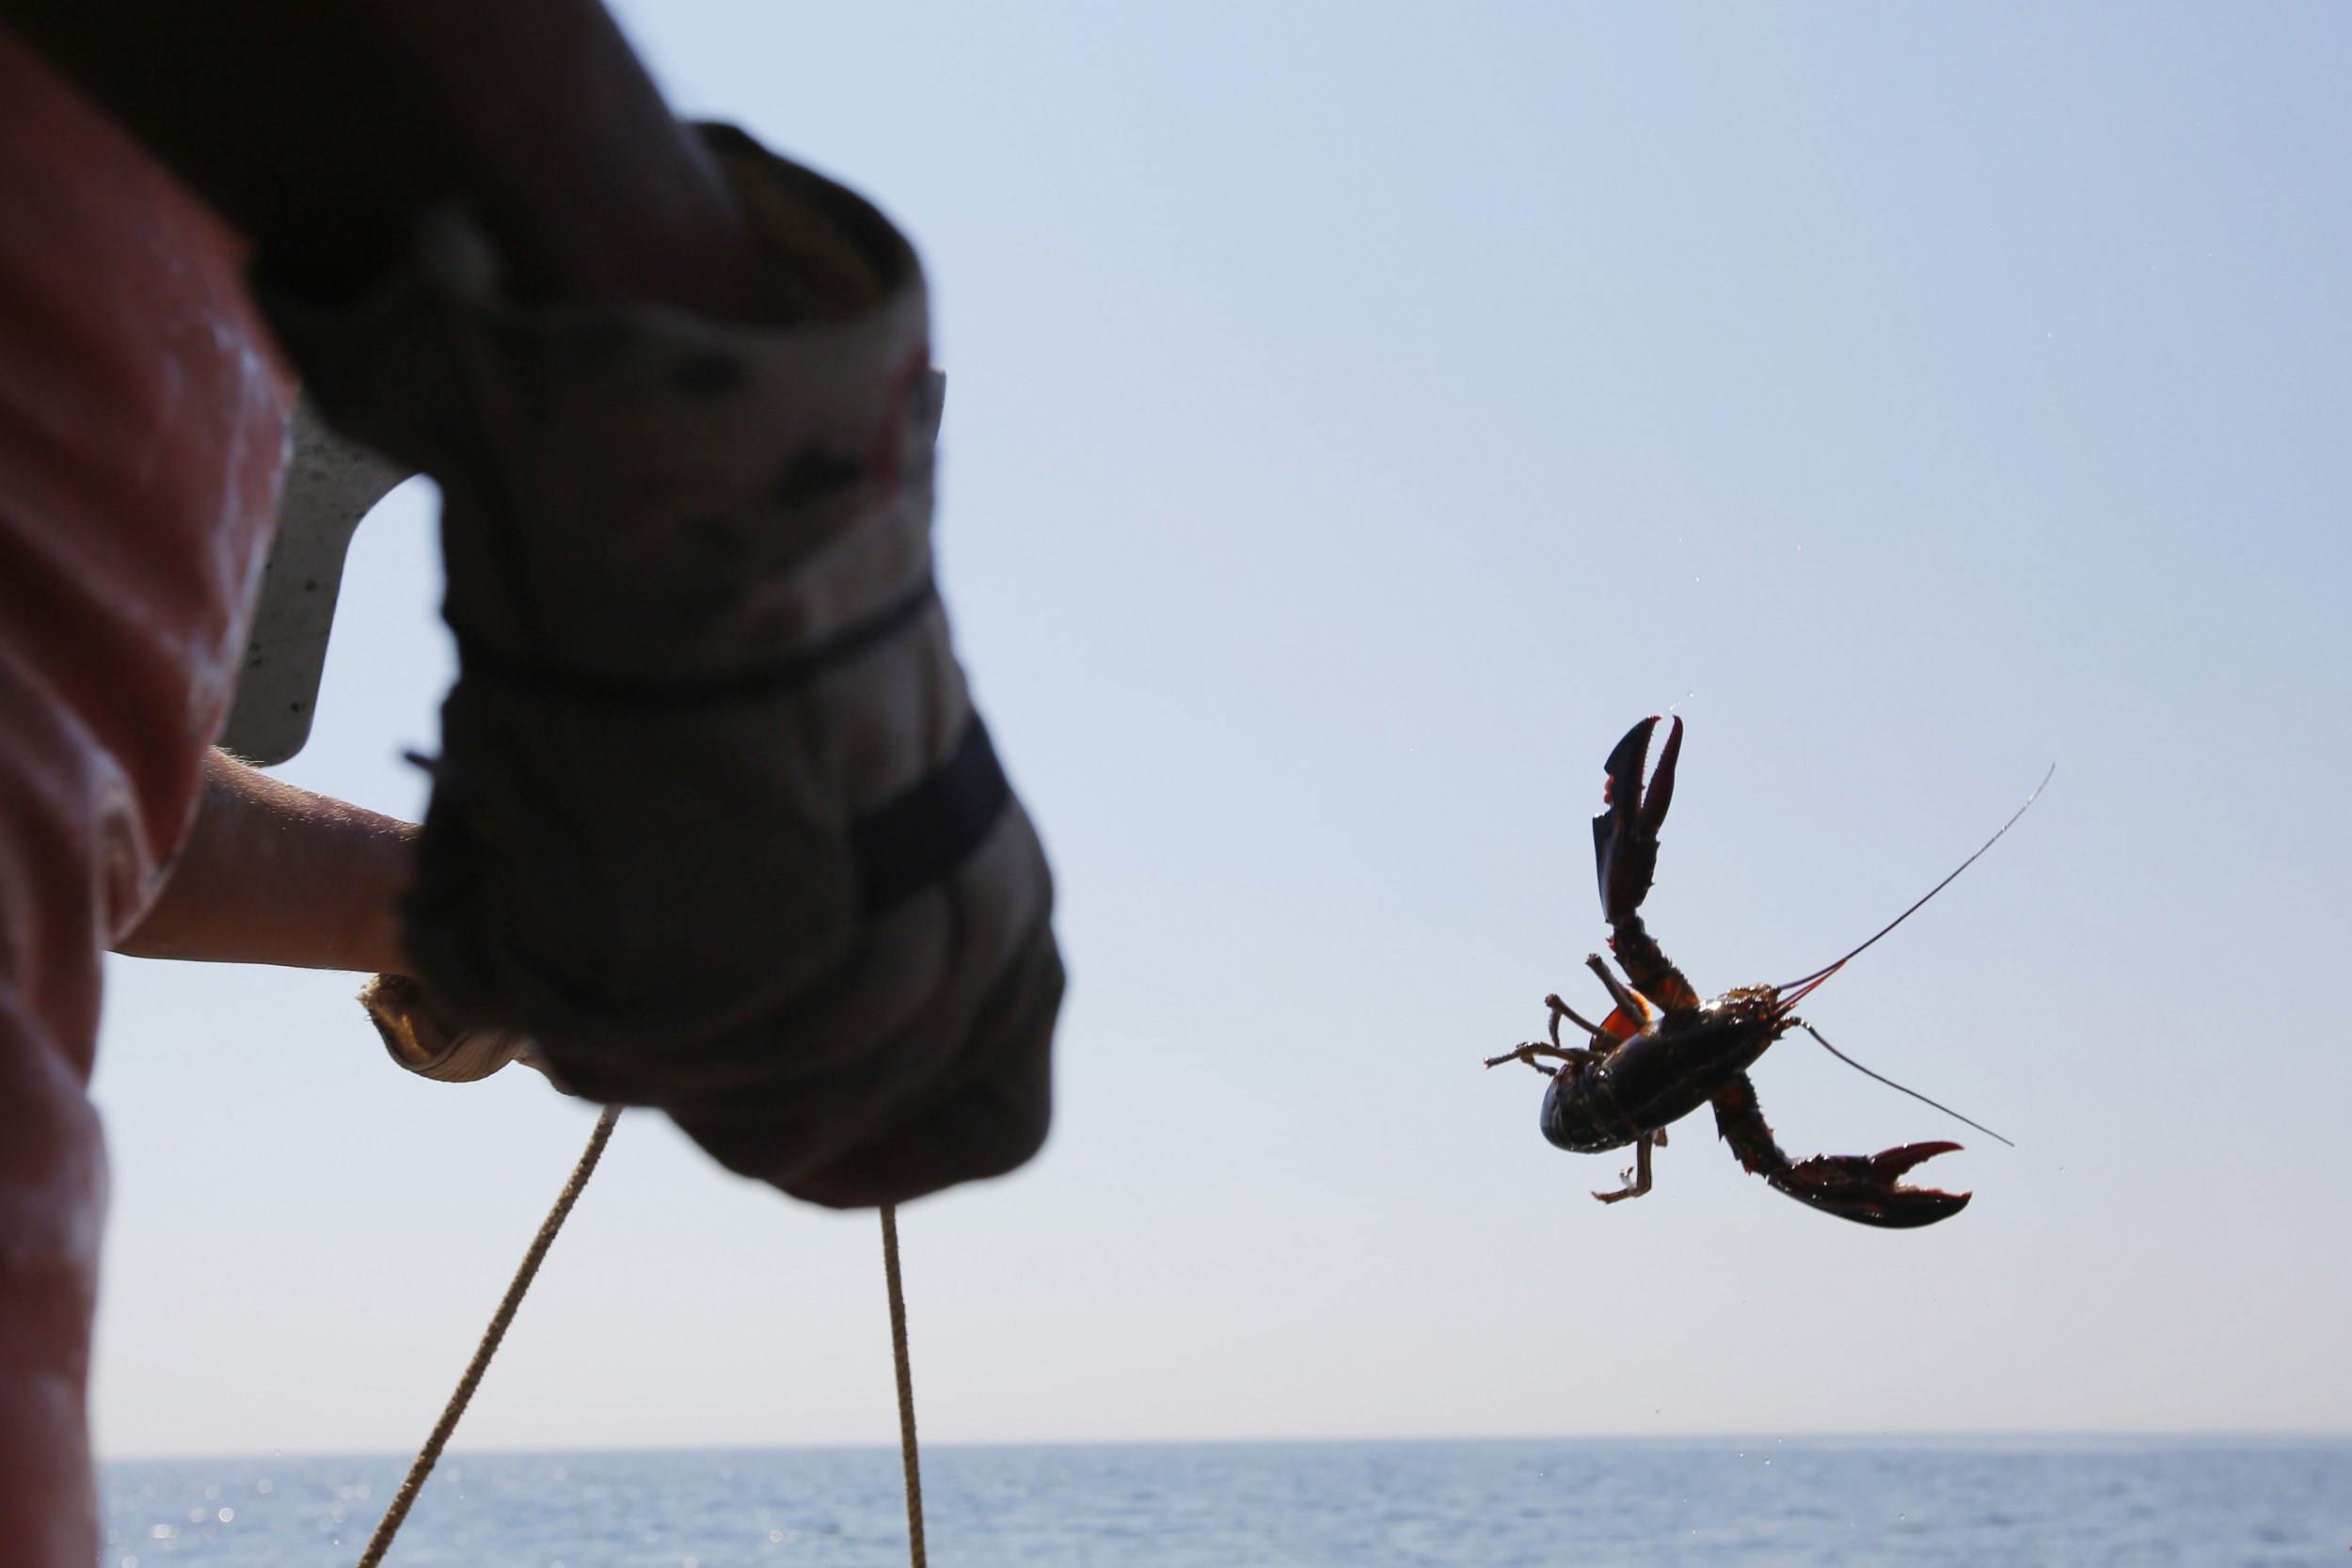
xmin=349 ymin=1110 xmax=930 ymax=1567
xmin=880 ymin=1202 xmax=928 ymax=1568
xmin=355 ymin=1103 xmax=622 ymax=1568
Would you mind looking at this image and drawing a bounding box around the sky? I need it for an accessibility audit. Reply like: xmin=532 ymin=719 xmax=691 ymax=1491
xmin=89 ymin=2 xmax=2352 ymax=1458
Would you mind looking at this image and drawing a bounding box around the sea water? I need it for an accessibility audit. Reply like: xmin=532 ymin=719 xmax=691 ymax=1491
xmin=101 ymin=1436 xmax=2351 ymax=1567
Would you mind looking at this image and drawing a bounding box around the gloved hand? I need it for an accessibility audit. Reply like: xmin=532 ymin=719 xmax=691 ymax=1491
xmin=277 ymin=125 xmax=1062 ymax=1207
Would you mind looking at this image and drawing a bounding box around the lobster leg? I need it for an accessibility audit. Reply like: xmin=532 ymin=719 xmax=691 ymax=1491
xmin=1545 ymin=993 xmax=1612 ymax=1047
xmin=1708 ymin=1071 xmax=1970 ymax=1228
xmin=1483 ymin=1041 xmax=1591 ymax=1077
xmin=1486 ymin=991 xmax=1619 ymax=1076
xmin=1594 ymin=1132 xmax=1659 ymax=1204
xmin=1592 ymin=716 xmax=1702 ymax=1016
xmin=1582 ymin=955 xmax=1654 ymax=1030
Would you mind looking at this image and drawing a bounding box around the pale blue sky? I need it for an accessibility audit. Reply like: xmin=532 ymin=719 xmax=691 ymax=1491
xmin=91 ymin=3 xmax=2351 ymax=1456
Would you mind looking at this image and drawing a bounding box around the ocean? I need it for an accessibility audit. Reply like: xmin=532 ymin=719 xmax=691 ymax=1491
xmin=102 ymin=1436 xmax=2350 ymax=1567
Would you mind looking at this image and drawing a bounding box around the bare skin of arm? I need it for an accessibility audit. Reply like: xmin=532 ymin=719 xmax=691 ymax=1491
xmin=114 ymin=751 xmax=417 ymax=975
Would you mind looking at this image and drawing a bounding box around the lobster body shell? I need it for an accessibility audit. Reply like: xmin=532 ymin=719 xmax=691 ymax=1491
xmin=1537 ymin=991 xmax=1782 ymax=1153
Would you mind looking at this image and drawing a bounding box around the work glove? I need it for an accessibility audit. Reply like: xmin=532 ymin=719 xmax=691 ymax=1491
xmin=271 ymin=125 xmax=1062 ymax=1206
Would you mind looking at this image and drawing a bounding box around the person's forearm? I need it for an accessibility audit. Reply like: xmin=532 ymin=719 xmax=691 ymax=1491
xmin=0 ymin=0 xmax=786 ymax=322
xmin=114 ymin=751 xmax=415 ymax=974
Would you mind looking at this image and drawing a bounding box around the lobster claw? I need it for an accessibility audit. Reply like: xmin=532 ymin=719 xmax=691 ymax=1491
xmin=1764 ymin=1141 xmax=1971 ymax=1229
xmin=1592 ymin=714 xmax=1681 ymax=926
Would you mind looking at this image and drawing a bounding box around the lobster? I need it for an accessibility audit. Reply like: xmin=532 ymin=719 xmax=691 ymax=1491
xmin=1486 ymin=715 xmax=2035 ymax=1229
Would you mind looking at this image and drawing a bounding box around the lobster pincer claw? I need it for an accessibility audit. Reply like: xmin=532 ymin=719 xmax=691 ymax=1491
xmin=1592 ymin=715 xmax=1681 ymax=925
xmin=1764 ymin=1141 xmax=1971 ymax=1229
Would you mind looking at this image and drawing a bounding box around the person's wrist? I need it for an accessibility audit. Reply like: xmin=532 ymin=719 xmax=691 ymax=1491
xmin=353 ymin=821 xmax=419 ymax=975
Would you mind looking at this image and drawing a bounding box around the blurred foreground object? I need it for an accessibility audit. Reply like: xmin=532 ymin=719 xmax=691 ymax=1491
xmin=219 ymin=399 xmax=413 ymax=765
xmin=270 ymin=126 xmax=1063 ymax=1208
xmin=0 ymin=24 xmax=294 ymax=1561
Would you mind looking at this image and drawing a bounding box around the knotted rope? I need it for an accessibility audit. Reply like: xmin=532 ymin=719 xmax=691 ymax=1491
xmin=354 ymin=1103 xmax=620 ymax=1568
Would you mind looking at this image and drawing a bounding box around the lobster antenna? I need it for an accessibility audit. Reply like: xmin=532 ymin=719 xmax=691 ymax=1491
xmin=1776 ymin=763 xmax=2054 ymax=1006
xmin=1801 ymin=1023 xmax=2014 ymax=1148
